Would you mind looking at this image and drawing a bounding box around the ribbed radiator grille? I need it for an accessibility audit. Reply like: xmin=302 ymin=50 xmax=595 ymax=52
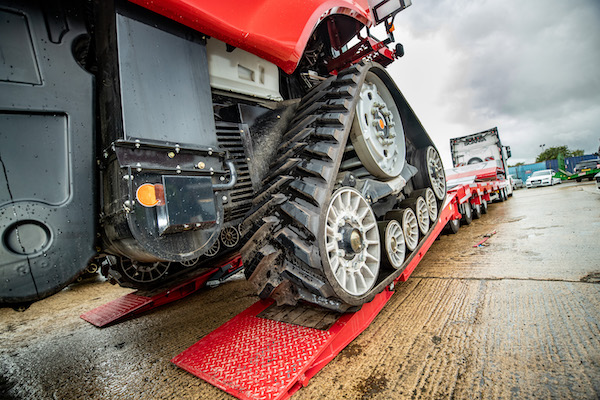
xmin=216 ymin=122 xmax=254 ymax=222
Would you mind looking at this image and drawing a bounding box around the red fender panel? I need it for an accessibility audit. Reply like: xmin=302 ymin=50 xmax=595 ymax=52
xmin=128 ymin=0 xmax=372 ymax=74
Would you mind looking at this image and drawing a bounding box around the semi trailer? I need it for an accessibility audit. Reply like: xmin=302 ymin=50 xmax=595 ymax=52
xmin=0 ymin=0 xmax=448 ymax=312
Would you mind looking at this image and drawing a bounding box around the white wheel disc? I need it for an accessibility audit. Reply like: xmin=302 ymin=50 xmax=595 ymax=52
xmin=426 ymin=147 xmax=446 ymax=200
xmin=325 ymin=187 xmax=380 ymax=296
xmin=424 ymin=187 xmax=438 ymax=222
xmin=180 ymin=257 xmax=200 ymax=267
xmin=350 ymin=72 xmax=406 ymax=179
xmin=415 ymin=196 xmax=430 ymax=234
xmin=401 ymin=208 xmax=419 ymax=251
xmin=383 ymin=220 xmax=406 ymax=269
xmin=220 ymin=226 xmax=240 ymax=248
xmin=204 ymin=239 xmax=220 ymax=257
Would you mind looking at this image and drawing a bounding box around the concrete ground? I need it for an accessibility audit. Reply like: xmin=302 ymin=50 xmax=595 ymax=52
xmin=1 ymin=181 xmax=599 ymax=399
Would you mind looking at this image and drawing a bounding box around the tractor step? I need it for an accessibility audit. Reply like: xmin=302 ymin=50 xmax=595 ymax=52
xmin=80 ymin=255 xmax=243 ymax=327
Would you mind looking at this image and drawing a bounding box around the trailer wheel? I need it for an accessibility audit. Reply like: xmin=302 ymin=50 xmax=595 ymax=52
xmin=497 ymin=189 xmax=505 ymax=202
xmin=446 ymin=218 xmax=460 ymax=234
xmin=472 ymin=202 xmax=482 ymax=219
xmin=460 ymin=202 xmax=473 ymax=225
xmin=481 ymin=198 xmax=488 ymax=214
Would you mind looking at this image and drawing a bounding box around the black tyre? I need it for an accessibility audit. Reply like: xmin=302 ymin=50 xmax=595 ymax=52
xmin=472 ymin=202 xmax=482 ymax=219
xmin=481 ymin=198 xmax=488 ymax=214
xmin=460 ymin=202 xmax=473 ymax=225
xmin=445 ymin=218 xmax=460 ymax=234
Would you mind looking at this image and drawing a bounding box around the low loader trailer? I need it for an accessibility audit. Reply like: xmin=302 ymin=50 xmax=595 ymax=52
xmin=82 ymin=177 xmax=501 ymax=400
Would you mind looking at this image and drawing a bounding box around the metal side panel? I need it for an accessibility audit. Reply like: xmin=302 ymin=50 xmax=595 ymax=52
xmin=0 ymin=1 xmax=96 ymax=303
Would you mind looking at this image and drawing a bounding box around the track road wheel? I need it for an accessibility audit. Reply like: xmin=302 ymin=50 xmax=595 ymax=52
xmin=414 ymin=188 xmax=438 ymax=222
xmin=401 ymin=208 xmax=419 ymax=251
xmin=460 ymin=202 xmax=473 ymax=225
xmin=109 ymin=259 xmax=170 ymax=289
xmin=409 ymin=196 xmax=430 ymax=235
xmin=415 ymin=146 xmax=446 ymax=200
xmin=325 ymin=188 xmax=381 ymax=297
xmin=378 ymin=220 xmax=406 ymax=269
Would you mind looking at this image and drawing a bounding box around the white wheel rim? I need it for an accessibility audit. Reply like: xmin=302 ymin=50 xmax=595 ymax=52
xmin=384 ymin=220 xmax=405 ymax=269
xmin=325 ymin=188 xmax=380 ymax=296
xmin=123 ymin=261 xmax=170 ymax=283
xmin=415 ymin=196 xmax=430 ymax=234
xmin=205 ymin=239 xmax=220 ymax=257
xmin=180 ymin=257 xmax=200 ymax=267
xmin=427 ymin=147 xmax=446 ymax=200
xmin=425 ymin=188 xmax=438 ymax=221
xmin=220 ymin=226 xmax=240 ymax=248
xmin=351 ymin=72 xmax=406 ymax=179
xmin=402 ymin=208 xmax=419 ymax=251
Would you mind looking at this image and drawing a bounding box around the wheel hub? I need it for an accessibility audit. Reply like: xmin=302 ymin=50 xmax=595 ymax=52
xmin=325 ymin=188 xmax=380 ymax=296
xmin=350 ymin=73 xmax=406 ymax=179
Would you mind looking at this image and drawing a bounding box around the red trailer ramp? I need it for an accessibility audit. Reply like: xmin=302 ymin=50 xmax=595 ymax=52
xmin=172 ymin=194 xmax=458 ymax=400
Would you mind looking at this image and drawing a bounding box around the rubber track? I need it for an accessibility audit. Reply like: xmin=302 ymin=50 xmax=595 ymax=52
xmin=241 ymin=62 xmax=436 ymax=312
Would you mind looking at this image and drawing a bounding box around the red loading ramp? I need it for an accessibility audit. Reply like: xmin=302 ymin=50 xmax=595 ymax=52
xmin=172 ymin=291 xmax=393 ymax=400
xmin=81 ymin=255 xmax=243 ymax=327
xmin=172 ymin=194 xmax=459 ymax=400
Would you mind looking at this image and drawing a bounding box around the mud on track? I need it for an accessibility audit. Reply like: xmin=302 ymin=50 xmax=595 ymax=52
xmin=1 ymin=181 xmax=599 ymax=399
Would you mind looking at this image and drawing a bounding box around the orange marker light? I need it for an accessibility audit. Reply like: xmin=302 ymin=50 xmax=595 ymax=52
xmin=136 ymin=183 xmax=163 ymax=207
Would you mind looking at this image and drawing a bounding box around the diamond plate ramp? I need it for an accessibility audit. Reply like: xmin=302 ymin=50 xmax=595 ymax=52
xmin=172 ymin=300 xmax=334 ymax=400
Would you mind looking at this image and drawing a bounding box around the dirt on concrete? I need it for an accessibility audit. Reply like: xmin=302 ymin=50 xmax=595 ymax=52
xmin=1 ymin=181 xmax=599 ymax=399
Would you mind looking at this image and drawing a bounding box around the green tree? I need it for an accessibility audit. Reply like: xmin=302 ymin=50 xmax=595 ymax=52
xmin=572 ymin=149 xmax=584 ymax=157
xmin=536 ymin=146 xmax=584 ymax=162
xmin=509 ymin=162 xmax=525 ymax=167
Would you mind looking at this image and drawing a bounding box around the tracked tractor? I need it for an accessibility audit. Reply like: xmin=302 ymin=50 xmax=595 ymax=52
xmin=0 ymin=0 xmax=445 ymax=311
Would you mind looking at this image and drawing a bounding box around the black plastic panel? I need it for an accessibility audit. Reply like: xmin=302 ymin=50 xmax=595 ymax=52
xmin=0 ymin=1 xmax=96 ymax=304
xmin=0 ymin=113 xmax=69 ymax=205
xmin=116 ymin=13 xmax=217 ymax=147
xmin=0 ymin=9 xmax=41 ymax=84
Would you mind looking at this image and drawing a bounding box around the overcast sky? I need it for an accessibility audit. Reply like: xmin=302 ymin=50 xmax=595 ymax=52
xmin=386 ymin=0 xmax=600 ymax=167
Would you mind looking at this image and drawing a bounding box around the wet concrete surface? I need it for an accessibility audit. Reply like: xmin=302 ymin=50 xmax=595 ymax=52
xmin=1 ymin=181 xmax=599 ymax=399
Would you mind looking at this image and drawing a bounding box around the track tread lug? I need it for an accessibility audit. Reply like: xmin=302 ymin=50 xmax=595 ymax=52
xmin=288 ymin=178 xmax=329 ymax=207
xmin=279 ymin=200 xmax=320 ymax=236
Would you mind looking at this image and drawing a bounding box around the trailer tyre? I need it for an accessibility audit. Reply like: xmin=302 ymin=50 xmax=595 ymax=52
xmin=472 ymin=202 xmax=482 ymax=219
xmin=460 ymin=202 xmax=473 ymax=225
xmin=481 ymin=198 xmax=488 ymax=214
xmin=446 ymin=218 xmax=460 ymax=234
